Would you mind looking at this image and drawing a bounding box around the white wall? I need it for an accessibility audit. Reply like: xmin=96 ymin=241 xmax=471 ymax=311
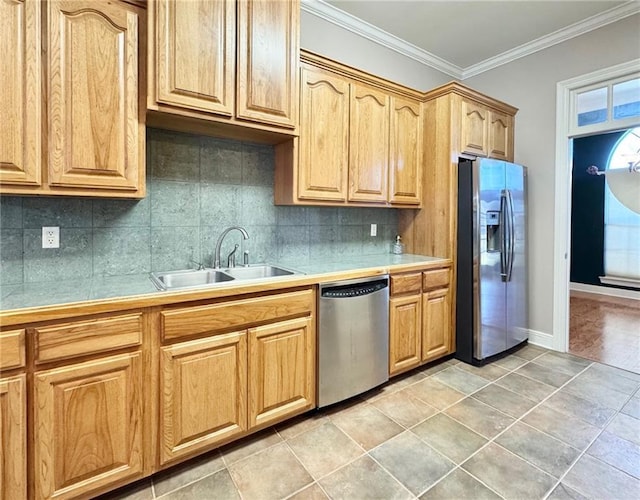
xmin=465 ymin=13 xmax=640 ymax=342
xmin=300 ymin=10 xmax=453 ymax=90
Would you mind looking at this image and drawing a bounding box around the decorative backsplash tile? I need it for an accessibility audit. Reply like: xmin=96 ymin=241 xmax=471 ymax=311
xmin=0 ymin=128 xmax=399 ymax=284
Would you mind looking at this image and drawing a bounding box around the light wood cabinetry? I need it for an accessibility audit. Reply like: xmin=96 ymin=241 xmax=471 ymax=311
xmin=460 ymin=98 xmax=513 ymax=161
xmin=0 ymin=0 xmax=42 ymax=188
xmin=34 ymin=352 xmax=143 ymax=499
xmin=275 ymin=51 xmax=423 ymax=207
xmin=1 ymin=0 xmax=146 ymax=198
xmin=148 ymin=0 xmax=299 ymax=140
xmin=160 ymin=332 xmax=247 ymax=465
xmin=249 ymin=316 xmax=315 ymax=429
xmin=0 ymin=326 xmax=27 ymax=499
xmin=159 ymin=287 xmax=316 ymax=464
xmin=389 ymin=265 xmax=453 ymax=376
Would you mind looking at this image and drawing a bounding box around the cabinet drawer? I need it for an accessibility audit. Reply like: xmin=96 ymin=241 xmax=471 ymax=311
xmin=423 ymin=268 xmax=450 ymax=290
xmin=0 ymin=329 xmax=26 ymax=370
xmin=390 ymin=273 xmax=422 ymax=295
xmin=34 ymin=313 xmax=143 ymax=364
xmin=162 ymin=288 xmax=314 ymax=341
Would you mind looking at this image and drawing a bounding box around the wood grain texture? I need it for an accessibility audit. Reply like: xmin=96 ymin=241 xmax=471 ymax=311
xmin=0 ymin=329 xmax=26 ymax=370
xmin=423 ymin=268 xmax=450 ymax=291
xmin=297 ymin=66 xmax=350 ymax=202
xmin=160 ymin=331 xmax=247 ymax=465
xmin=488 ymin=109 xmax=513 ymax=161
xmin=47 ymin=0 xmax=143 ymax=193
xmin=0 ymin=374 xmax=26 ymax=500
xmin=390 ymin=273 xmax=422 ymax=296
xmin=0 ymin=0 xmax=42 ymax=187
xmin=34 ymin=352 xmax=143 ymax=499
xmin=236 ymin=0 xmax=299 ymax=128
xmin=161 ymin=288 xmax=314 ymax=341
xmin=155 ymin=0 xmax=235 ymax=115
xmin=348 ymin=83 xmax=389 ymax=203
xmin=388 ymin=95 xmax=422 ymax=206
xmin=34 ymin=312 xmax=143 ymax=364
xmin=389 ymin=294 xmax=422 ymax=376
xmin=460 ymin=98 xmax=489 ymax=157
xmin=248 ymin=316 xmax=315 ymax=429
xmin=422 ymin=288 xmax=452 ymax=362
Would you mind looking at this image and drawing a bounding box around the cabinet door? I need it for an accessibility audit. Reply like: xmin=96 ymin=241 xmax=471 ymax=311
xmin=349 ymin=84 xmax=389 ymax=203
xmin=389 ymin=96 xmax=422 ymax=205
xmin=0 ymin=0 xmax=41 ymax=187
xmin=249 ymin=316 xmax=315 ymax=429
xmin=488 ymin=110 xmax=513 ymax=161
xmin=460 ymin=99 xmax=488 ymax=157
xmin=389 ymin=294 xmax=422 ymax=376
xmin=48 ymin=0 xmax=143 ymax=192
xmin=237 ymin=0 xmax=299 ymax=128
xmin=160 ymin=332 xmax=247 ymax=465
xmin=34 ymin=353 xmax=143 ymax=499
xmin=298 ymin=67 xmax=350 ymax=201
xmin=155 ymin=0 xmax=235 ymax=115
xmin=0 ymin=375 xmax=26 ymax=500
xmin=422 ymin=288 xmax=452 ymax=362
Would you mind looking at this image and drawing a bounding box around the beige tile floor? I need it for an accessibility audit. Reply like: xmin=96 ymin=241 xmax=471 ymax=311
xmin=101 ymin=345 xmax=640 ymax=500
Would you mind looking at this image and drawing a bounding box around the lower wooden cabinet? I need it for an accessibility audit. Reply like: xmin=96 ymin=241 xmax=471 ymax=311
xmin=249 ymin=317 xmax=315 ymax=429
xmin=34 ymin=352 xmax=143 ymax=499
xmin=0 ymin=374 xmax=26 ymax=500
xmin=160 ymin=331 xmax=247 ymax=465
xmin=389 ymin=265 xmax=453 ymax=375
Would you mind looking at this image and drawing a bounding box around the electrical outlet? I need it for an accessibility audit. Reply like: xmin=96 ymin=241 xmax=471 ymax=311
xmin=370 ymin=223 xmax=377 ymax=237
xmin=42 ymin=226 xmax=60 ymax=249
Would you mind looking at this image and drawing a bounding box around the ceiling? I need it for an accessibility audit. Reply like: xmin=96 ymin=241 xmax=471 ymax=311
xmin=303 ymin=0 xmax=639 ymax=79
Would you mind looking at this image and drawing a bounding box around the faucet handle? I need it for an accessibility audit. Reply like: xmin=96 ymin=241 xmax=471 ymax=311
xmin=189 ymin=259 xmax=205 ymax=270
xmin=227 ymin=244 xmax=239 ymax=268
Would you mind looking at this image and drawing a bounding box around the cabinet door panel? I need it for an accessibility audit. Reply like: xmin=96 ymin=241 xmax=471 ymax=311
xmin=237 ymin=0 xmax=299 ymax=128
xmin=0 ymin=375 xmax=26 ymax=500
xmin=156 ymin=0 xmax=235 ymax=115
xmin=349 ymin=84 xmax=389 ymax=203
xmin=34 ymin=352 xmax=143 ymax=499
xmin=389 ymin=295 xmax=422 ymax=376
xmin=249 ymin=317 xmax=315 ymax=428
xmin=48 ymin=0 xmax=142 ymax=191
xmin=422 ymin=288 xmax=452 ymax=362
xmin=460 ymin=99 xmax=488 ymax=157
xmin=298 ymin=67 xmax=349 ymax=201
xmin=488 ymin=110 xmax=512 ymax=161
xmin=160 ymin=332 xmax=247 ymax=464
xmin=0 ymin=0 xmax=41 ymax=186
xmin=389 ymin=96 xmax=421 ymax=205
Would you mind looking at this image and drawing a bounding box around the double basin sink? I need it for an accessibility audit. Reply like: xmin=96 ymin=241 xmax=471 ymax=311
xmin=150 ymin=264 xmax=301 ymax=291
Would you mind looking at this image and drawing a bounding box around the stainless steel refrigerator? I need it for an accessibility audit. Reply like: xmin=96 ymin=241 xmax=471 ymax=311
xmin=456 ymin=158 xmax=528 ymax=364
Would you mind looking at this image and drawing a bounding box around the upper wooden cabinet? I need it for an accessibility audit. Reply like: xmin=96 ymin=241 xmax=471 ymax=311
xmin=0 ymin=0 xmax=42 ymax=188
xmin=148 ymin=0 xmax=300 ymax=138
xmin=0 ymin=0 xmax=146 ymax=198
xmin=460 ymin=97 xmax=513 ymax=161
xmin=275 ymin=51 xmax=423 ymax=208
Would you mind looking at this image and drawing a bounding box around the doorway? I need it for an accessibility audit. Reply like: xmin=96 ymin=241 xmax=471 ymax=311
xmin=553 ymin=60 xmax=640 ymax=360
xmin=568 ymin=129 xmax=640 ymax=373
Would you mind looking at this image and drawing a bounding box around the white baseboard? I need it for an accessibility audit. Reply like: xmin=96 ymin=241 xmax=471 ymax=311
xmin=570 ymin=282 xmax=640 ymax=300
xmin=527 ymin=329 xmax=555 ymax=350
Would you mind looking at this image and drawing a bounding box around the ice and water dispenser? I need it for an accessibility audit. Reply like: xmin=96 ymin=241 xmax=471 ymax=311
xmin=486 ymin=210 xmax=501 ymax=252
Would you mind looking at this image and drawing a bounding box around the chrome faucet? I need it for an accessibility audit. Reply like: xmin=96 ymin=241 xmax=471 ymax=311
xmin=213 ymin=226 xmax=250 ymax=268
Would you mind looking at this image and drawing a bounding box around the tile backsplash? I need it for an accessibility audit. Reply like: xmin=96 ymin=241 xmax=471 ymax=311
xmin=0 ymin=128 xmax=400 ymax=285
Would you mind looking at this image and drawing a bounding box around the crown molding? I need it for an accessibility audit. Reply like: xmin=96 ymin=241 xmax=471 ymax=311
xmin=462 ymin=1 xmax=640 ymax=79
xmin=300 ymin=0 xmax=464 ymax=79
xmin=301 ymin=0 xmax=640 ymax=80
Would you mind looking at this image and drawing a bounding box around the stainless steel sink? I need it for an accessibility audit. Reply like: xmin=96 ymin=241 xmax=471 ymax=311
xmin=222 ymin=264 xmax=297 ymax=280
xmin=150 ymin=269 xmax=234 ymax=290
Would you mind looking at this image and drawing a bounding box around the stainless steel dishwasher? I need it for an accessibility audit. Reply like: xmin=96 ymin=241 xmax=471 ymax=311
xmin=318 ymin=275 xmax=389 ymax=407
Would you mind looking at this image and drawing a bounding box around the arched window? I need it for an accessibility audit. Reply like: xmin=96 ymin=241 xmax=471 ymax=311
xmin=602 ymin=127 xmax=640 ymax=287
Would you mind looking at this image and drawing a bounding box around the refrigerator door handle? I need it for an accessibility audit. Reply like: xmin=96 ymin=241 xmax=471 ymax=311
xmin=506 ymin=189 xmax=516 ymax=282
xmin=500 ymin=190 xmax=508 ymax=281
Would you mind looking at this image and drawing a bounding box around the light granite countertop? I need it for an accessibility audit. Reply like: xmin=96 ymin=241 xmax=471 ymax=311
xmin=0 ymin=253 xmax=450 ymax=324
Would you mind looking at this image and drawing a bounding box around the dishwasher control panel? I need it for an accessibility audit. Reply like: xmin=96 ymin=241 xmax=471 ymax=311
xmin=321 ymin=279 xmax=388 ymax=298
